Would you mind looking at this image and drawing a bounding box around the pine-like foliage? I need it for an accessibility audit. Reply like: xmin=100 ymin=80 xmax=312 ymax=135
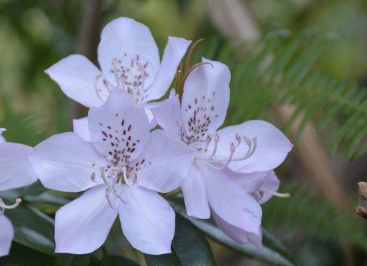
xmin=262 ymin=182 xmax=367 ymax=252
xmin=196 ymin=30 xmax=367 ymax=159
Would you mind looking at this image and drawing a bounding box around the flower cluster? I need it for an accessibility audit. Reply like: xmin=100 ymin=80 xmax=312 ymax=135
xmin=0 ymin=17 xmax=292 ymax=256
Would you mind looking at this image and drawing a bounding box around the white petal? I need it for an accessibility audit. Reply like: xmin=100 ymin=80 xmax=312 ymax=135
xmin=119 ymin=185 xmax=174 ymax=255
xmin=258 ymin=171 xmax=280 ymax=204
xmin=199 ymin=162 xmax=262 ymax=235
xmin=46 ymin=55 xmax=106 ymax=107
xmin=212 ymin=209 xmax=247 ymax=244
xmin=212 ymin=210 xmax=263 ymax=249
xmin=136 ymin=130 xmax=196 ymax=193
xmin=88 ymin=88 xmax=150 ymax=162
xmin=98 ymin=17 xmax=159 ymax=92
xmin=28 ymin=133 xmax=107 ymax=192
xmin=206 ymin=120 xmax=293 ymax=173
xmin=145 ymin=37 xmax=191 ymax=102
xmin=0 ymin=143 xmax=38 ymax=191
xmin=182 ymin=59 xmax=230 ymax=139
xmin=151 ymin=91 xmax=184 ymax=141
xmin=181 ymin=165 xmax=210 ymax=219
xmin=55 ymin=185 xmax=118 ymax=254
xmin=0 ymin=215 xmax=14 ymax=257
xmin=229 ymin=170 xmax=269 ymax=194
xmin=73 ymin=117 xmax=91 ymax=142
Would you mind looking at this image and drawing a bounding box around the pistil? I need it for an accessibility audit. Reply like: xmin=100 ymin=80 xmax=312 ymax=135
xmin=0 ymin=197 xmax=22 ymax=213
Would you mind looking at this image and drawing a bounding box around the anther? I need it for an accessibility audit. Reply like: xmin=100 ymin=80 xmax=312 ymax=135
xmin=209 ymin=133 xmax=220 ymax=159
xmin=205 ymin=135 xmax=212 ymax=149
xmin=235 ymin=133 xmax=241 ymax=147
xmin=221 ymin=143 xmax=236 ymax=168
xmin=112 ymin=58 xmax=122 ymax=88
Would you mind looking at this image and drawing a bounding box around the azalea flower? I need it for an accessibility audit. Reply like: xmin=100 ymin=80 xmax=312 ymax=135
xmin=0 ymin=129 xmax=38 ymax=257
xmin=152 ymin=59 xmax=293 ymax=248
xmin=28 ymin=88 xmax=195 ymax=255
xmin=46 ymin=16 xmax=191 ymax=123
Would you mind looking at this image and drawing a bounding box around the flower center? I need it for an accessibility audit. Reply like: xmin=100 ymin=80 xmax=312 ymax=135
xmin=91 ymin=162 xmax=143 ymax=209
xmin=111 ymin=55 xmax=150 ymax=104
xmin=0 ymin=197 xmax=22 ymax=214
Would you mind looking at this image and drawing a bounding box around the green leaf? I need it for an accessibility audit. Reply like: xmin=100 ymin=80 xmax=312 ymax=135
xmin=0 ymin=243 xmax=55 ymax=266
xmin=170 ymin=198 xmax=299 ymax=266
xmin=100 ymin=256 xmax=140 ymax=266
xmin=173 ymin=215 xmax=216 ymax=266
xmin=144 ymin=253 xmax=181 ymax=266
xmin=54 ymin=254 xmax=99 ymax=266
xmin=4 ymin=203 xmax=55 ymax=255
xmin=145 ymin=214 xmax=216 ymax=266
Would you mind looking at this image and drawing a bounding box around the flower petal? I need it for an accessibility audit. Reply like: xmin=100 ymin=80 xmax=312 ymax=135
xmin=136 ymin=130 xmax=196 ymax=193
xmin=181 ymin=164 xmax=210 ymax=219
xmin=0 ymin=143 xmax=38 ymax=191
xmin=119 ymin=185 xmax=175 ymax=255
xmin=199 ymin=162 xmax=262 ymax=235
xmin=145 ymin=37 xmax=191 ymax=102
xmin=45 ymin=55 xmax=106 ymax=107
xmin=206 ymin=120 xmax=293 ymax=173
xmin=151 ymin=91 xmax=184 ymax=141
xmin=55 ymin=185 xmax=118 ymax=254
xmin=258 ymin=171 xmax=280 ymax=204
xmin=73 ymin=117 xmax=91 ymax=142
xmin=0 ymin=215 xmax=14 ymax=257
xmin=212 ymin=210 xmax=263 ymax=249
xmin=229 ymin=170 xmax=269 ymax=194
xmin=28 ymin=133 xmax=107 ymax=192
xmin=182 ymin=59 xmax=230 ymax=139
xmin=98 ymin=17 xmax=159 ymax=91
xmin=88 ymin=88 xmax=150 ymax=162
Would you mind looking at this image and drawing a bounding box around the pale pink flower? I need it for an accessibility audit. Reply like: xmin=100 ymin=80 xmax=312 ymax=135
xmin=46 ymin=17 xmax=191 ymax=124
xmin=152 ymin=59 xmax=293 ymax=248
xmin=28 ymin=88 xmax=195 ymax=255
xmin=0 ymin=129 xmax=38 ymax=257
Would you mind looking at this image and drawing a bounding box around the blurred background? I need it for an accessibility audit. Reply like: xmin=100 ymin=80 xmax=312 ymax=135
xmin=2 ymin=0 xmax=367 ymax=265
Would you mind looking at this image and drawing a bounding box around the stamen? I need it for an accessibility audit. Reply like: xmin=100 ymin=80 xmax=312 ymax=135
xmin=179 ymin=62 xmax=214 ymax=89
xmin=185 ymin=38 xmax=205 ymax=73
xmin=94 ymin=75 xmax=105 ymax=102
xmin=260 ymin=189 xmax=291 ymax=199
xmin=100 ymin=167 xmax=126 ymax=204
xmin=0 ymin=198 xmax=22 ymax=213
xmin=209 ymin=133 xmax=220 ymax=159
xmin=235 ymin=133 xmax=241 ymax=147
xmin=205 ymin=135 xmax=212 ymax=149
xmin=112 ymin=58 xmax=122 ymax=88
xmin=221 ymin=143 xmax=236 ymax=168
xmin=105 ymin=189 xmax=116 ymax=209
